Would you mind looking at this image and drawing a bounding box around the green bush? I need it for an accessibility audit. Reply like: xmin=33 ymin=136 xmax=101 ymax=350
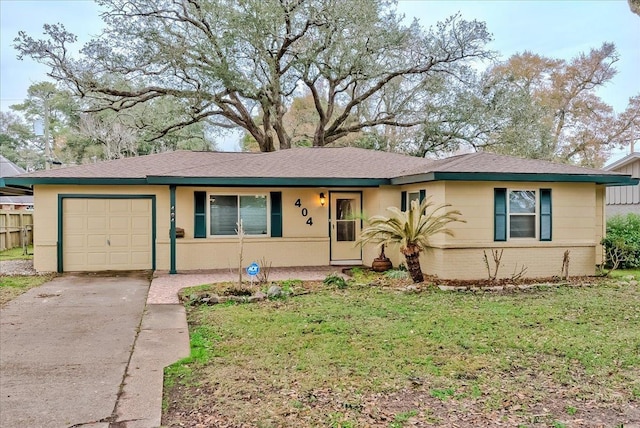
xmin=602 ymin=213 xmax=640 ymax=269
xmin=323 ymin=272 xmax=348 ymax=289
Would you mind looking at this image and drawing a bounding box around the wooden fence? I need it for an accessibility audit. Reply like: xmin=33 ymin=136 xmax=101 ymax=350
xmin=0 ymin=210 xmax=34 ymax=251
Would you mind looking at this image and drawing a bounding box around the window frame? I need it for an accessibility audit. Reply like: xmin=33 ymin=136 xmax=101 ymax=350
xmin=207 ymin=192 xmax=270 ymax=238
xmin=507 ymin=189 xmax=538 ymax=240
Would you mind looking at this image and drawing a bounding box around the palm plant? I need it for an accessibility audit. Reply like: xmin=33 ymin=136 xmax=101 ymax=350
xmin=359 ymin=197 xmax=465 ymax=283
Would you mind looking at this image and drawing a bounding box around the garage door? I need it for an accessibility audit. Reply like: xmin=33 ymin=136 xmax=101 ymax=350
xmin=62 ymin=198 xmax=153 ymax=271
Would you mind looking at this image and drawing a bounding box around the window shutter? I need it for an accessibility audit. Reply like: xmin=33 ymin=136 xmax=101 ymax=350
xmin=270 ymin=192 xmax=282 ymax=237
xmin=494 ymin=188 xmax=507 ymax=241
xmin=419 ymin=189 xmax=426 ymax=203
xmin=401 ymin=191 xmax=407 ymax=211
xmin=194 ymin=191 xmax=206 ymax=238
xmin=540 ymin=189 xmax=552 ymax=241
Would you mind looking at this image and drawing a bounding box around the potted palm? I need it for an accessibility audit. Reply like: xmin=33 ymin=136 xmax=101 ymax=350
xmin=359 ymin=197 xmax=465 ymax=283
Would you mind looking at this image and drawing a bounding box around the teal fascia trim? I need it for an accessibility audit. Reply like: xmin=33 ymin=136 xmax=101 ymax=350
xmin=169 ymin=185 xmax=177 ymax=274
xmin=146 ymin=176 xmax=389 ymax=187
xmin=392 ymin=172 xmax=639 ymax=186
xmin=0 ymin=177 xmax=33 ymax=195
xmin=57 ymin=194 xmax=157 ymax=273
xmin=6 ymin=177 xmax=148 ymax=186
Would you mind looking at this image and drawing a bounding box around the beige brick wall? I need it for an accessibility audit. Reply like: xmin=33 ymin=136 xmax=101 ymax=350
xmin=420 ymin=245 xmax=595 ymax=280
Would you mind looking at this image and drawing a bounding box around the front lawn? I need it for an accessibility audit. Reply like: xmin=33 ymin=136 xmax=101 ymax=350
xmin=163 ymin=277 xmax=640 ymax=427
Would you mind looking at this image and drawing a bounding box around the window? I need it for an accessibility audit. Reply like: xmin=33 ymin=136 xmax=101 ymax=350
xmin=408 ymin=191 xmax=421 ymax=207
xmin=401 ymin=189 xmax=426 ymax=211
xmin=209 ymin=194 xmax=268 ymax=236
xmin=509 ymin=190 xmax=536 ymax=238
xmin=494 ymin=188 xmax=552 ymax=241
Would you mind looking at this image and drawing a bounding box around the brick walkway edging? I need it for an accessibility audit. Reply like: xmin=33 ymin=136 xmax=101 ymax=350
xmin=148 ymin=266 xmax=348 ymax=304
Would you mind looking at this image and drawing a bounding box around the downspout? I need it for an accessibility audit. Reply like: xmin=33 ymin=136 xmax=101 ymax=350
xmin=170 ymin=184 xmax=177 ymax=274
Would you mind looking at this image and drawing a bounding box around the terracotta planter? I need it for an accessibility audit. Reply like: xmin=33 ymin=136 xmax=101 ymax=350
xmin=371 ymin=258 xmax=392 ymax=272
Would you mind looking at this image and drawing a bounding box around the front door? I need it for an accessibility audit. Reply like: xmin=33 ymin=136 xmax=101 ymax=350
xmin=330 ymin=192 xmax=362 ymax=264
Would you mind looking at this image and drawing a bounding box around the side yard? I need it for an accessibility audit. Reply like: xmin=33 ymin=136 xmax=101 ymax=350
xmin=162 ymin=272 xmax=640 ymax=427
xmin=0 ymin=246 xmax=55 ymax=306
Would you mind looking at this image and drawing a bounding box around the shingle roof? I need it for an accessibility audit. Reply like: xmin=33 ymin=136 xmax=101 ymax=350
xmin=12 ymin=148 xmax=428 ymax=179
xmin=0 ymin=155 xmax=26 ymax=178
xmin=404 ymin=152 xmax=621 ymax=176
xmin=6 ymin=147 xmax=636 ymax=186
xmin=604 ymin=152 xmax=640 ymax=172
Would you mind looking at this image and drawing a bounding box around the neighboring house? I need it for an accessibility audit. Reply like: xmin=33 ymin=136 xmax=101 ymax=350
xmin=6 ymin=148 xmax=637 ymax=279
xmin=0 ymin=196 xmax=34 ymax=211
xmin=0 ymin=155 xmax=34 ymax=200
xmin=605 ymin=152 xmax=640 ymax=218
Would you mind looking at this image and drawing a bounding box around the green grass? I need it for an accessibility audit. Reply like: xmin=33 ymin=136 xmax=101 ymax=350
xmin=0 ymin=245 xmax=33 ymax=261
xmin=0 ymin=274 xmax=55 ymax=306
xmin=163 ymin=279 xmax=640 ymax=426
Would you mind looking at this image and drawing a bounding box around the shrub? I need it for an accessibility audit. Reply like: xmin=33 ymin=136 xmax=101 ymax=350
xmin=602 ymin=213 xmax=640 ymax=269
xmin=323 ymin=272 xmax=348 ymax=289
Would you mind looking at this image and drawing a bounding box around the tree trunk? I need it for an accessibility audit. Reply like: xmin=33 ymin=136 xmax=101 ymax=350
xmin=403 ymin=248 xmax=424 ymax=283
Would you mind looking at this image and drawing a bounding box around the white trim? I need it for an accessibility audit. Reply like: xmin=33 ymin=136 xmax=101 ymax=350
xmin=507 ymin=189 xmax=538 ymax=240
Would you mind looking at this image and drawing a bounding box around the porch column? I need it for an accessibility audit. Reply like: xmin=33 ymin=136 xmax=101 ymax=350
xmin=169 ymin=184 xmax=177 ymax=274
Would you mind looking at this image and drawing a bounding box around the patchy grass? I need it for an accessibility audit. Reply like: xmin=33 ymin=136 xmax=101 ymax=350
xmin=163 ymin=277 xmax=640 ymax=427
xmin=0 ymin=274 xmax=55 ymax=306
xmin=0 ymin=245 xmax=33 ymax=261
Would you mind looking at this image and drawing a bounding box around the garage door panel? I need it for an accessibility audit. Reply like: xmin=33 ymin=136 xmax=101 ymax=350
xmin=65 ymin=253 xmax=87 ymax=269
xmin=131 ymin=199 xmax=150 ymax=212
xmin=86 ymin=252 xmax=107 ymax=266
xmin=131 ymin=252 xmax=150 ymax=265
xmin=131 ymin=216 xmax=150 ymax=229
xmin=131 ymin=234 xmax=149 ymax=247
xmin=87 ymin=199 xmax=107 ymax=212
xmin=108 ymin=234 xmax=130 ymax=247
xmin=109 ymin=199 xmax=130 ymax=213
xmin=63 ymin=198 xmax=152 ymax=271
xmin=87 ymin=217 xmax=107 ymax=231
xmin=87 ymin=234 xmax=107 ymax=248
xmin=65 ymin=234 xmax=87 ymax=250
xmin=109 ymin=216 xmax=131 ymax=231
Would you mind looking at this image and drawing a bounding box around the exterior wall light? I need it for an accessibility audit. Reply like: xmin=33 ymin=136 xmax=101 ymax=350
xmin=319 ymin=192 xmax=326 ymax=206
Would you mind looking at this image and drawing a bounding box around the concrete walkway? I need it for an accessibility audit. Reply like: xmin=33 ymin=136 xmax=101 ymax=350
xmin=0 ymin=273 xmax=190 ymax=428
xmin=0 ymin=267 xmax=342 ymax=428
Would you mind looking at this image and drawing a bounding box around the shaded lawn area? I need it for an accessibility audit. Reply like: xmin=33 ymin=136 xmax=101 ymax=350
xmin=163 ymin=280 xmax=640 ymax=427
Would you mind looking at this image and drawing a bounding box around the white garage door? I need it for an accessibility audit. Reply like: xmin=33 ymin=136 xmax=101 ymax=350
xmin=62 ymin=198 xmax=153 ymax=271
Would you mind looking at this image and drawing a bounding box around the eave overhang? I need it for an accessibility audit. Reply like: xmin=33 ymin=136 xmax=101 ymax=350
xmin=0 ymin=178 xmax=33 ymax=196
xmin=391 ymin=172 xmax=639 ymax=186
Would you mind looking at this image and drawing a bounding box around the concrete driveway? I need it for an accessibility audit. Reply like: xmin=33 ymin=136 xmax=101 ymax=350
xmin=0 ymin=273 xmax=189 ymax=428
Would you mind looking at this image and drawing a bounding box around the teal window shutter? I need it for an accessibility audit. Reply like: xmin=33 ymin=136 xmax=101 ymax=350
xmin=419 ymin=189 xmax=426 ymax=203
xmin=401 ymin=191 xmax=407 ymax=211
xmin=540 ymin=189 xmax=552 ymax=241
xmin=270 ymin=192 xmax=282 ymax=237
xmin=494 ymin=188 xmax=507 ymax=241
xmin=194 ymin=191 xmax=206 ymax=238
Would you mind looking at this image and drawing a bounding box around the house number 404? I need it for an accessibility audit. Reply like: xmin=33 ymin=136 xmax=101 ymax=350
xmin=294 ymin=198 xmax=313 ymax=226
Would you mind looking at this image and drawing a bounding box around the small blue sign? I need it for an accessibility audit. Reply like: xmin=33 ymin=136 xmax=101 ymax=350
xmin=246 ymin=262 xmax=260 ymax=276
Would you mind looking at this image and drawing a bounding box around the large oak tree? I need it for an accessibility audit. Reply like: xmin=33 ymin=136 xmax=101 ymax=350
xmin=14 ymin=0 xmax=491 ymax=152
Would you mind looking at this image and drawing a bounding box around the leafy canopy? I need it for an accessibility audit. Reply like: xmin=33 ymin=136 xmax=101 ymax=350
xmin=14 ymin=0 xmax=492 ymax=152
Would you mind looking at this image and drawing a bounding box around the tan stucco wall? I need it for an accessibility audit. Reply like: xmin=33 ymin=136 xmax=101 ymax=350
xmin=173 ymin=187 xmax=331 ymax=270
xmin=410 ymin=181 xmax=602 ymax=279
xmin=32 ymin=179 xmax=605 ymax=279
xmin=32 ymin=184 xmax=171 ymax=272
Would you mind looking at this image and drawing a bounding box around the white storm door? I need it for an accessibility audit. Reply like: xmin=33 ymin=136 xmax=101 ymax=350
xmin=330 ymin=192 xmax=362 ymax=264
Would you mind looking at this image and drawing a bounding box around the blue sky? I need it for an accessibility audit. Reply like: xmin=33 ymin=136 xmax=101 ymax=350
xmin=1 ymin=0 xmax=638 ymax=157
